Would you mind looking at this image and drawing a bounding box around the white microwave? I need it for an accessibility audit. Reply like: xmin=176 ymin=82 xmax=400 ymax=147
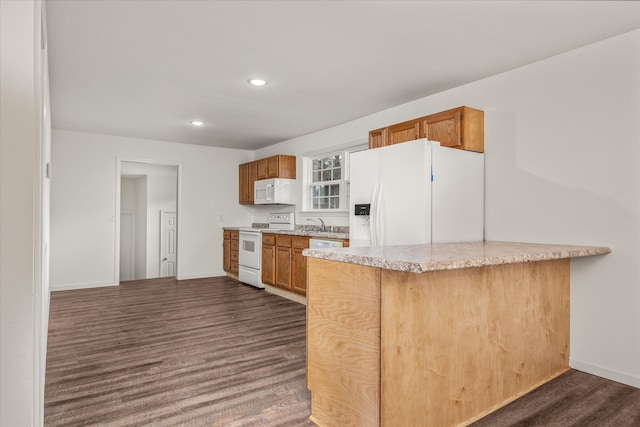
xmin=254 ymin=178 xmax=296 ymax=205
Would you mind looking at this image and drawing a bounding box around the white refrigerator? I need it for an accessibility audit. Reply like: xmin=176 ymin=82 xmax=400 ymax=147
xmin=349 ymin=139 xmax=484 ymax=247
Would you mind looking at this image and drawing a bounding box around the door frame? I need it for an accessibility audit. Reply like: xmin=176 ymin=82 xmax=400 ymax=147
xmin=119 ymin=210 xmax=136 ymax=281
xmin=115 ymin=158 xmax=182 ymax=284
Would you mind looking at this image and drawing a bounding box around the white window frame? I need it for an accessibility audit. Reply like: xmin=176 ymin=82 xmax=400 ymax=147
xmin=301 ymin=144 xmax=367 ymax=213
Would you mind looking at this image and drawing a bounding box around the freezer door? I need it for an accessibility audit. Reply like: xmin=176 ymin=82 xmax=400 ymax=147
xmin=431 ymin=145 xmax=484 ymax=242
xmin=378 ymin=139 xmax=432 ymax=246
xmin=349 ymin=148 xmax=380 ymax=247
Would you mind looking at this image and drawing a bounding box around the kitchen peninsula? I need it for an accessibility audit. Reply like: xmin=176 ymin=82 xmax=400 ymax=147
xmin=303 ymin=241 xmax=611 ymax=427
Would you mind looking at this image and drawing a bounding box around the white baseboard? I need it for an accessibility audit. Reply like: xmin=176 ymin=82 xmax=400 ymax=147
xmin=50 ymin=281 xmax=118 ymax=291
xmin=570 ymin=357 xmax=640 ymax=388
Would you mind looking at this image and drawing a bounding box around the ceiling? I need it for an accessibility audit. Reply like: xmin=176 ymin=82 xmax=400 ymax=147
xmin=46 ymin=1 xmax=640 ymax=151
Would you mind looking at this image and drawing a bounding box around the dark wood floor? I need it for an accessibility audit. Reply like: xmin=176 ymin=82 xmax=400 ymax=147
xmin=45 ymin=276 xmax=315 ymax=426
xmin=45 ymin=276 xmax=640 ymax=426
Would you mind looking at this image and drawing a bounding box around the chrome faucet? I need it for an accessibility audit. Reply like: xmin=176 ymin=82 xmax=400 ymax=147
xmin=307 ymin=217 xmax=326 ymax=232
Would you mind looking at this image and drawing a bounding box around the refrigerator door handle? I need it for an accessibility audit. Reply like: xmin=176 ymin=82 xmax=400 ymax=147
xmin=370 ymin=184 xmax=379 ymax=246
xmin=377 ymin=183 xmax=384 ymax=246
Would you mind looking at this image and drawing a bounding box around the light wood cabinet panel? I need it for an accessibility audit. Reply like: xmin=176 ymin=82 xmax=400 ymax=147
xmin=425 ymin=106 xmax=484 ymax=152
xmin=307 ymin=258 xmax=381 ymax=427
xmin=291 ymin=236 xmax=310 ymax=295
xmin=306 ymin=257 xmax=570 ymax=427
xmin=261 ymin=233 xmax=276 ymax=285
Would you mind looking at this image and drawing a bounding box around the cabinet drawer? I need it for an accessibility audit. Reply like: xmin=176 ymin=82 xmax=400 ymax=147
xmin=230 ymin=252 xmax=239 ymax=262
xmin=223 ymin=230 xmax=231 ymax=239
xmin=230 ymin=241 xmax=239 ymax=251
xmin=230 ymin=261 xmax=238 ymax=274
xmin=230 ymin=230 xmax=239 ymax=241
xmin=292 ymin=236 xmax=310 ymax=248
xmin=276 ymin=235 xmax=292 ymax=248
xmin=263 ymin=234 xmax=276 ymax=245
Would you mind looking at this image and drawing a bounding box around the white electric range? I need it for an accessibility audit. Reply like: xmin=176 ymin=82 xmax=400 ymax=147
xmin=238 ymin=212 xmax=295 ymax=288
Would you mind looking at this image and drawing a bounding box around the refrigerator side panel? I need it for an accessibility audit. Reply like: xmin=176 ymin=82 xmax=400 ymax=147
xmin=349 ymin=149 xmax=379 ymax=247
xmin=431 ymin=146 xmax=484 ymax=243
xmin=378 ymin=140 xmax=431 ymax=245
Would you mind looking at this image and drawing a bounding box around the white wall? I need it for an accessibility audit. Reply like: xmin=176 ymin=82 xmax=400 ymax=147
xmin=256 ymin=30 xmax=640 ymax=387
xmin=0 ymin=0 xmax=49 ymax=425
xmin=50 ymin=129 xmax=254 ymax=289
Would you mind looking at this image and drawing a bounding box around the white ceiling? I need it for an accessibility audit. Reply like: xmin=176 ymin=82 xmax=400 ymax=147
xmin=46 ymin=1 xmax=640 ymax=151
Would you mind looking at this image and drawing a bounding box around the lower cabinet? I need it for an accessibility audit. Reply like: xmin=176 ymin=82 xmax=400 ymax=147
xmin=291 ymin=237 xmax=310 ymax=295
xmin=223 ymin=230 xmax=239 ymax=274
xmin=275 ymin=235 xmax=292 ymax=289
xmin=261 ymin=233 xmax=346 ymax=297
xmin=262 ymin=233 xmax=276 ymax=285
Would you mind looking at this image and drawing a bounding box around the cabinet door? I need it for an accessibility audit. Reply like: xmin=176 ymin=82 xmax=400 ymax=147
xmin=247 ymin=161 xmax=258 ymax=203
xmin=425 ymin=108 xmax=462 ymax=148
xmin=388 ymin=118 xmax=423 ymax=145
xmin=262 ymin=244 xmax=276 ymax=285
xmin=223 ymin=238 xmax=231 ymax=272
xmin=257 ymin=159 xmax=268 ymax=180
xmin=239 ymin=163 xmax=250 ymax=204
xmin=276 ymin=246 xmax=292 ymax=289
xmin=292 ymin=237 xmax=310 ymax=295
xmin=266 ymin=156 xmax=280 ymax=178
xmin=230 ymin=239 xmax=239 ymax=274
xmin=275 ymin=155 xmax=296 ymax=179
xmin=369 ymin=127 xmax=388 ymax=149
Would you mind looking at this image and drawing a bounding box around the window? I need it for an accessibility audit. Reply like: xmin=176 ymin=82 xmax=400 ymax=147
xmin=302 ymin=151 xmax=348 ymax=212
xmin=302 ymin=144 xmax=367 ymax=212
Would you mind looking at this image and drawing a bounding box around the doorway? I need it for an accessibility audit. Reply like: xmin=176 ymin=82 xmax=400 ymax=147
xmin=117 ymin=161 xmax=180 ymax=282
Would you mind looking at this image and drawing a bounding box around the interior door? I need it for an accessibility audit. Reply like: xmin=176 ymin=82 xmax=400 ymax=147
xmin=160 ymin=210 xmax=177 ymax=277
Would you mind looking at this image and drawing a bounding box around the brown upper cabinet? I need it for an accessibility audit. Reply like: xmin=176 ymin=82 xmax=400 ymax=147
xmin=388 ymin=118 xmax=423 ymax=145
xmin=239 ymin=154 xmax=296 ymax=204
xmin=368 ymin=106 xmax=484 ymax=153
xmin=256 ymin=155 xmax=296 ymax=180
xmin=369 ymin=127 xmax=388 ymax=149
xmin=239 ymin=161 xmax=258 ymax=204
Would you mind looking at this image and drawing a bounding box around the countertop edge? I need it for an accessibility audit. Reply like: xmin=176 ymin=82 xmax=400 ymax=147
xmin=302 ymin=242 xmax=612 ymax=273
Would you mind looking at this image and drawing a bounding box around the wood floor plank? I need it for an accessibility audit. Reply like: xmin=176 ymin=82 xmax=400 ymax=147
xmin=45 ymin=276 xmax=640 ymax=426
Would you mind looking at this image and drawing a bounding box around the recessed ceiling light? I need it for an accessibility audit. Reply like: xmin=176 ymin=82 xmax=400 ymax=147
xmin=191 ymin=120 xmax=205 ymax=126
xmin=248 ymin=78 xmax=267 ymax=86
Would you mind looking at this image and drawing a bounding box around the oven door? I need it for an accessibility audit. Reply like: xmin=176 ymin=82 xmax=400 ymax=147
xmin=239 ymin=231 xmax=261 ymax=270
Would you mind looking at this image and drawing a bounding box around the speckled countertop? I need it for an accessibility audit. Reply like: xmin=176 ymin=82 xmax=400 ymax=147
xmin=302 ymin=241 xmax=611 ymax=273
xmin=222 ymin=226 xmax=349 ymax=240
